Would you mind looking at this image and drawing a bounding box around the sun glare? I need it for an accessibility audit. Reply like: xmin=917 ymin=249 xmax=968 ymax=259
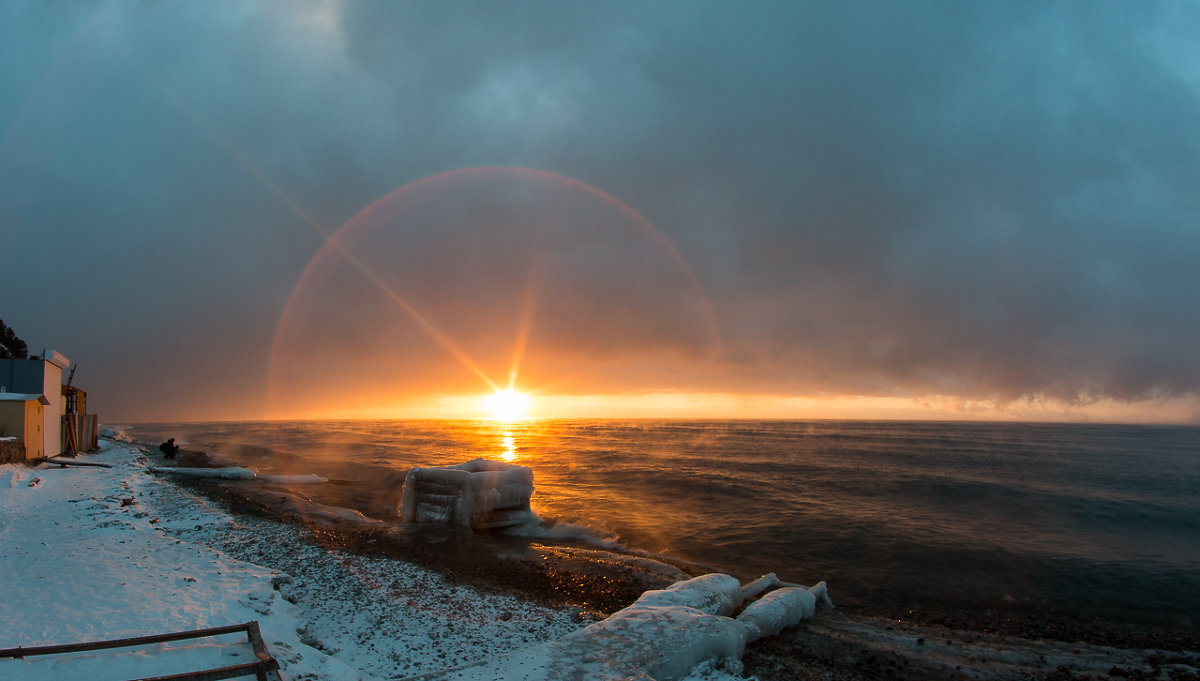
xmin=481 ymin=388 xmax=533 ymax=421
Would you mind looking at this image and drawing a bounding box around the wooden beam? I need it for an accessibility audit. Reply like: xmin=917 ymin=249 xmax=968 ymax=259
xmin=0 ymin=622 xmax=256 ymax=658
xmin=128 ymin=660 xmax=268 ymax=681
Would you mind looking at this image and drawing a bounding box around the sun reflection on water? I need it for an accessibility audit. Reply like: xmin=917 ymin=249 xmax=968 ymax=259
xmin=499 ymin=431 xmax=518 ymax=461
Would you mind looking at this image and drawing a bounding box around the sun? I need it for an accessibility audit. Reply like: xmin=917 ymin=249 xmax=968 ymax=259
xmin=481 ymin=388 xmax=533 ymax=420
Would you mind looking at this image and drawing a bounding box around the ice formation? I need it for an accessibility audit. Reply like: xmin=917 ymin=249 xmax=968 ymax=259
xmin=417 ymin=572 xmax=833 ymax=681
xmin=148 ymin=466 xmax=258 ymax=480
xmin=399 ymin=458 xmax=534 ymax=530
xmin=147 ymin=468 xmax=326 ymax=483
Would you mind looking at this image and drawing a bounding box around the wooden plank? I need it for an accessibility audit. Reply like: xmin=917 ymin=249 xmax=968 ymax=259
xmin=64 ymin=414 xmax=79 ymax=456
xmin=128 ymin=660 xmax=266 ymax=681
xmin=0 ymin=622 xmax=254 ymax=658
xmin=242 ymin=622 xmax=282 ymax=681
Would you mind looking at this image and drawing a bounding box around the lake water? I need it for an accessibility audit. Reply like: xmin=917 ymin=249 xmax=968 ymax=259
xmin=128 ymin=419 xmax=1200 ymax=628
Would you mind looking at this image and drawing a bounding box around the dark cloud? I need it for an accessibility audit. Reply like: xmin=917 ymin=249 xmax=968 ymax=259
xmin=2 ymin=1 xmax=1198 ymax=420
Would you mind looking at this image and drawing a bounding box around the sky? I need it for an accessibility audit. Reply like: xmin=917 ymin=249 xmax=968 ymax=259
xmin=2 ymin=0 xmax=1199 ymax=423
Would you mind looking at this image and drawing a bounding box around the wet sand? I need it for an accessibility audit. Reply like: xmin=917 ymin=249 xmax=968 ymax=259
xmin=154 ymin=447 xmax=1200 ymax=681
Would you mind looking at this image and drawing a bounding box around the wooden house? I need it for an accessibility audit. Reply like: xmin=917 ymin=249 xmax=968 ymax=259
xmin=1 ymin=350 xmax=93 ymax=458
xmin=0 ymin=393 xmax=49 ymax=462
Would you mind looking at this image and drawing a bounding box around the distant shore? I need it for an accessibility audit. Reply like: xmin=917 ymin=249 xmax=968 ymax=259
xmin=141 ymin=439 xmax=1200 ymax=681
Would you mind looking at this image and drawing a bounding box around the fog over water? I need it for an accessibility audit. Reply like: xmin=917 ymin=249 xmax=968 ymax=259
xmin=132 ymin=419 xmax=1200 ymax=628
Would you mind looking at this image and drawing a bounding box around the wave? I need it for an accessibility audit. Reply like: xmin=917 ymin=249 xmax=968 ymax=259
xmin=256 ymin=473 xmax=329 ymax=484
xmin=502 ymin=513 xmax=626 ymax=550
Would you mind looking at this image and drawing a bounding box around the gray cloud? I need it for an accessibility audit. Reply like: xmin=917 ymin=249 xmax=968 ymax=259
xmin=2 ymin=0 xmax=1198 ymax=420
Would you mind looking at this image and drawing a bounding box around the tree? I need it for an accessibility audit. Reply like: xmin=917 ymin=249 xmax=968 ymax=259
xmin=0 ymin=319 xmax=29 ymax=359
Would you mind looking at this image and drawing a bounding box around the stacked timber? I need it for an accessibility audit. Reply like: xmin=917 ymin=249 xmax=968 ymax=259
xmin=60 ymin=413 xmax=98 ymax=455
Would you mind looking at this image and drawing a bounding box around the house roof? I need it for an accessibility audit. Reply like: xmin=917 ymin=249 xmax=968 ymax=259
xmin=0 ymin=393 xmax=50 ymax=405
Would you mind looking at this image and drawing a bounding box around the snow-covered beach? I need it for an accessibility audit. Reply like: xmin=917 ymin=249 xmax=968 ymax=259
xmin=0 ymin=439 xmax=590 ymax=681
xmin=3 ymin=437 xmax=1197 ymax=681
xmin=0 ymin=437 xmax=823 ymax=681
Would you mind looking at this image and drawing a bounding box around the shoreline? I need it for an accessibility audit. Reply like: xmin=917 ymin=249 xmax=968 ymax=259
xmin=174 ymin=474 xmax=701 ymax=615
xmin=139 ymin=440 xmax=1200 ymax=680
xmin=156 ymin=442 xmax=1200 ymax=641
xmin=3 ymin=440 xmax=597 ymax=681
xmin=5 ymin=438 xmax=1195 ymax=680
xmin=182 ymin=473 xmax=1200 ymax=651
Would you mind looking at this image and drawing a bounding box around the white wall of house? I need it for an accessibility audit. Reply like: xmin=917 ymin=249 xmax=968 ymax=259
xmin=42 ymin=350 xmax=68 ymax=456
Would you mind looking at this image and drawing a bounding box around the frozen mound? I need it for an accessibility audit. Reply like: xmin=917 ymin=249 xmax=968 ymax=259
xmin=414 ymin=572 xmax=833 ymax=681
xmin=399 ymin=458 xmax=534 ymax=530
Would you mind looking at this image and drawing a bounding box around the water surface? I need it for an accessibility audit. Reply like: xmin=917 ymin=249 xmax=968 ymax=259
xmin=130 ymin=419 xmax=1200 ymax=627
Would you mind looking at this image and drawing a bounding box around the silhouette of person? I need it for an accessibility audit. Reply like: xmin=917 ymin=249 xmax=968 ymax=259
xmin=158 ymin=438 xmax=180 ymax=460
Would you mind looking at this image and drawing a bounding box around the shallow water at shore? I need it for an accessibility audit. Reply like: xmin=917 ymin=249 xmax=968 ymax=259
xmin=128 ymin=419 xmax=1200 ymax=634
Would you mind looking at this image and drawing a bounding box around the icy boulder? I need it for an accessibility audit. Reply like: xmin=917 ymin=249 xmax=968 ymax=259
xmin=415 ymin=572 xmax=833 ymax=681
xmin=736 ymin=585 xmax=824 ymax=640
xmin=399 ymin=458 xmax=534 ymax=530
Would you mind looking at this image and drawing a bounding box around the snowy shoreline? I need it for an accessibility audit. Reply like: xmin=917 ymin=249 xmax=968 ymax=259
xmin=3 ymin=439 xmax=1197 ymax=681
xmin=0 ymin=438 xmax=830 ymax=681
xmin=0 ymin=440 xmax=590 ymax=680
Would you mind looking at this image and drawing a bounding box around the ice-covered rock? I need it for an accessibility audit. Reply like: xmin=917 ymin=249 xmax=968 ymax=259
xmin=399 ymin=458 xmax=534 ymax=530
xmin=412 ymin=573 xmax=833 ymax=681
xmin=736 ymin=585 xmax=824 ymax=640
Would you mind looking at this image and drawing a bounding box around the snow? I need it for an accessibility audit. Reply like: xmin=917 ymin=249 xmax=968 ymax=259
xmin=0 ymin=440 xmax=584 ymax=681
xmin=0 ymin=442 xmax=363 ymax=680
xmin=0 ymin=440 xmax=805 ymax=681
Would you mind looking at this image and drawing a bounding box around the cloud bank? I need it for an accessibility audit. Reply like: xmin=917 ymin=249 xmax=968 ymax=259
xmin=2 ymin=1 xmax=1198 ymax=421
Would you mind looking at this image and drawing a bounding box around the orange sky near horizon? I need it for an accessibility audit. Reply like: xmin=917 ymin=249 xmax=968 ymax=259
xmin=247 ymin=168 xmax=1200 ymax=428
xmin=257 ymin=387 xmax=1200 ymax=426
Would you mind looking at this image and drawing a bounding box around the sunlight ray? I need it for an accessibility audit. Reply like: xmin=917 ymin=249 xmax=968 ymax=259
xmin=145 ymin=69 xmax=500 ymax=392
xmin=506 ymin=249 xmax=552 ymax=390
